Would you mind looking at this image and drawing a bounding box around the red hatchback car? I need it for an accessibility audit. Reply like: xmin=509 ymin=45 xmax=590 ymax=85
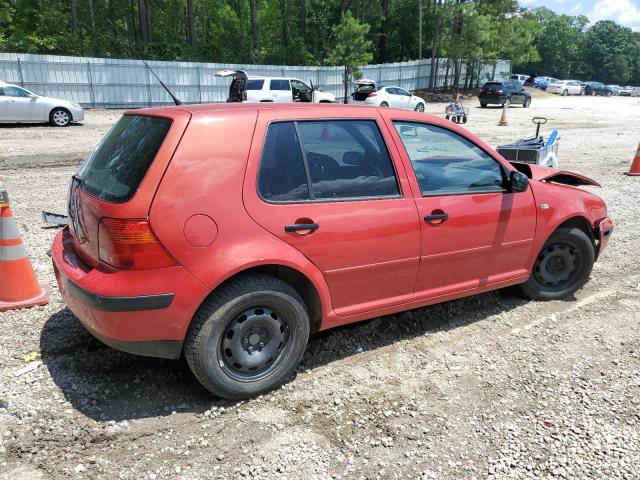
xmin=52 ymin=103 xmax=613 ymax=399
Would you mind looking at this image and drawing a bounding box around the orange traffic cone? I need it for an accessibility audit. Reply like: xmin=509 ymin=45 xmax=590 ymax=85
xmin=624 ymin=142 xmax=640 ymax=176
xmin=0 ymin=185 xmax=49 ymax=312
xmin=498 ymin=106 xmax=508 ymax=126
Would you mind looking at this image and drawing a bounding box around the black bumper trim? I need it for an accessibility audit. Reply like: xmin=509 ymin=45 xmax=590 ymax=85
xmin=86 ymin=324 xmax=183 ymax=359
xmin=67 ymin=279 xmax=175 ymax=312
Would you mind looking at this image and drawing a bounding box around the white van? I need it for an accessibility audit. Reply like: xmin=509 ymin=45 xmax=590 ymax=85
xmin=510 ymin=74 xmax=529 ymax=85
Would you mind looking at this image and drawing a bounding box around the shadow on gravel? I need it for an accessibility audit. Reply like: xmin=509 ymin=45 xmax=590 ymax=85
xmin=41 ymin=290 xmax=570 ymax=421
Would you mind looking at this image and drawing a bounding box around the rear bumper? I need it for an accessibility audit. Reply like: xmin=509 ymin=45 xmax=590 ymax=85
xmin=52 ymin=228 xmax=208 ymax=359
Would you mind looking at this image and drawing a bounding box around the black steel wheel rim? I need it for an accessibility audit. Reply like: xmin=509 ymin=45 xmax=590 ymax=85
xmin=218 ymin=306 xmax=290 ymax=381
xmin=533 ymin=242 xmax=580 ymax=289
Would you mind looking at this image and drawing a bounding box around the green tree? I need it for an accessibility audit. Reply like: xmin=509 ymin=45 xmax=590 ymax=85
xmin=326 ymin=10 xmax=373 ymax=103
xmin=583 ymin=20 xmax=636 ymax=84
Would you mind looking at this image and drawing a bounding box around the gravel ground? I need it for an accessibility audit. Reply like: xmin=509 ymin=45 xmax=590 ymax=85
xmin=0 ymin=94 xmax=639 ymax=480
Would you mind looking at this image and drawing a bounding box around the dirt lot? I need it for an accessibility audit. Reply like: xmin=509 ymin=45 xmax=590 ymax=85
xmin=0 ymin=94 xmax=639 ymax=480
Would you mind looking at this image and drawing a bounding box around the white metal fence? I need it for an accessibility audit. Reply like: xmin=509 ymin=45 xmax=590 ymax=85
xmin=0 ymin=53 xmax=510 ymax=108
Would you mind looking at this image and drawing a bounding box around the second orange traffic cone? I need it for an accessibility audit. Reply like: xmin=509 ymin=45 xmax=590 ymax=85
xmin=498 ymin=106 xmax=508 ymax=126
xmin=624 ymin=142 xmax=640 ymax=176
xmin=0 ymin=184 xmax=49 ymax=312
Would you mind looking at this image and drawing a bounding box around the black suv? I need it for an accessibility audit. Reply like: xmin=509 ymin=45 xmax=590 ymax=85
xmin=479 ymin=81 xmax=531 ymax=108
xmin=583 ymin=82 xmax=613 ymax=97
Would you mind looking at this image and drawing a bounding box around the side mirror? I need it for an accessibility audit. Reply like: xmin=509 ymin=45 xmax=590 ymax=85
xmin=509 ymin=171 xmax=529 ymax=193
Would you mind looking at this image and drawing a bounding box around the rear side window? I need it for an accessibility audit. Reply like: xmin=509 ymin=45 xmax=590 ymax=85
xmin=258 ymin=120 xmax=399 ymax=202
xmin=244 ymin=79 xmax=265 ymax=90
xmin=78 ymin=115 xmax=171 ymax=203
xmin=270 ymin=79 xmax=290 ymax=91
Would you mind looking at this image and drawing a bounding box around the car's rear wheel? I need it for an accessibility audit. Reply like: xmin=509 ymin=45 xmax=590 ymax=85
xmin=185 ymin=274 xmax=310 ymax=399
xmin=49 ymin=108 xmax=71 ymax=127
xmin=480 ymin=102 xmax=487 ymax=108
xmin=523 ymin=97 xmax=531 ymax=108
xmin=607 ymin=91 xmax=612 ymax=97
xmin=445 ymin=114 xmax=450 ymax=120
xmin=518 ymin=227 xmax=594 ymax=301
xmin=562 ymin=90 xmax=568 ymax=96
xmin=415 ymin=103 xmax=425 ymax=112
xmin=504 ymin=98 xmax=511 ymax=107
xmin=380 ymin=101 xmax=389 ymax=108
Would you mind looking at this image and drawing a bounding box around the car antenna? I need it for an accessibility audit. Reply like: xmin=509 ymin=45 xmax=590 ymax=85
xmin=144 ymin=61 xmax=182 ymax=106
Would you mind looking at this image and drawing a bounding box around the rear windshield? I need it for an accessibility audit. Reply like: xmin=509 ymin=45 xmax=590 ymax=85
xmin=244 ymin=79 xmax=264 ymax=90
xmin=483 ymin=82 xmax=502 ymax=89
xmin=77 ymin=115 xmax=171 ymax=203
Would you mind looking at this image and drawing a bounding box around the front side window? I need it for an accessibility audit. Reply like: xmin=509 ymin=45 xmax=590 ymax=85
xmin=258 ymin=120 xmax=400 ymax=202
xmin=290 ymin=80 xmax=310 ymax=92
xmin=3 ymin=86 xmax=32 ymax=97
xmin=269 ymin=79 xmax=290 ymax=91
xmin=393 ymin=122 xmax=505 ymax=196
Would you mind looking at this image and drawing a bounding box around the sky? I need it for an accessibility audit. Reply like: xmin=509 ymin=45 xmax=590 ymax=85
xmin=520 ymin=0 xmax=640 ymax=31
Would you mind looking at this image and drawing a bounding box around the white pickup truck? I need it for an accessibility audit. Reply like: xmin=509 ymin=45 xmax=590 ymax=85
xmin=216 ymin=70 xmax=336 ymax=103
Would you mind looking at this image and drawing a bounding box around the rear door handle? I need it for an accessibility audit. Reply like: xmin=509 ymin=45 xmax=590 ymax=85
xmin=424 ymin=213 xmax=448 ymax=222
xmin=284 ymin=223 xmax=319 ymax=233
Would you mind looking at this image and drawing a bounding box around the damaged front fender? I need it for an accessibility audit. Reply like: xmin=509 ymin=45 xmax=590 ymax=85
xmin=510 ymin=162 xmax=601 ymax=187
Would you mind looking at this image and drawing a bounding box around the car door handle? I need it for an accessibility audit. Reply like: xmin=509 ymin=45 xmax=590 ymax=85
xmin=284 ymin=223 xmax=319 ymax=233
xmin=424 ymin=213 xmax=448 ymax=222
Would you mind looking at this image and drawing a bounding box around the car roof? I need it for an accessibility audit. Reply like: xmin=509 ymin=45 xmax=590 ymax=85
xmin=246 ymin=77 xmax=291 ymax=81
xmin=128 ymin=102 xmax=409 ymax=117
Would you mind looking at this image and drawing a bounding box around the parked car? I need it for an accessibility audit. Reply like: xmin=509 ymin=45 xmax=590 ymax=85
xmin=510 ymin=74 xmax=529 ymax=85
xmin=53 ymin=103 xmax=613 ymax=399
xmin=532 ymin=76 xmax=557 ymax=90
xmin=619 ymin=86 xmax=634 ymax=96
xmin=479 ymin=80 xmax=531 ymax=107
xmin=364 ymin=85 xmax=426 ymax=111
xmin=215 ymin=70 xmax=336 ymax=103
xmin=606 ymin=85 xmax=621 ymax=96
xmin=352 ymin=78 xmax=378 ymax=102
xmin=584 ymin=82 xmax=613 ymax=97
xmin=0 ymin=81 xmax=84 ymax=126
xmin=546 ymin=80 xmax=583 ymax=96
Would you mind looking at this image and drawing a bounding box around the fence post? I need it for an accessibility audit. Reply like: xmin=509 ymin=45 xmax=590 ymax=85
xmin=197 ymin=65 xmax=202 ymax=104
xmin=145 ymin=66 xmax=152 ymax=107
xmin=86 ymin=62 xmax=96 ymax=108
xmin=16 ymin=59 xmax=25 ymax=87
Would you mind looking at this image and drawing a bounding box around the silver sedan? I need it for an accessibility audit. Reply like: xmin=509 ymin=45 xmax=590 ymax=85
xmin=0 ymin=81 xmax=84 ymax=127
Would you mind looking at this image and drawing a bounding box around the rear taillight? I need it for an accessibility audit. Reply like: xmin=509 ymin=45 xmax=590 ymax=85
xmin=367 ymin=92 xmax=377 ymax=97
xmin=497 ymin=90 xmax=504 ymax=96
xmin=98 ymin=218 xmax=176 ymax=269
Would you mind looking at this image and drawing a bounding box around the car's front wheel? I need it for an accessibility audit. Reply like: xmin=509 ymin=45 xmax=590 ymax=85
xmin=49 ymin=108 xmax=71 ymax=127
xmin=519 ymin=227 xmax=595 ymax=301
xmin=380 ymin=101 xmax=389 ymax=108
xmin=415 ymin=102 xmax=425 ymax=112
xmin=185 ymin=274 xmax=310 ymax=399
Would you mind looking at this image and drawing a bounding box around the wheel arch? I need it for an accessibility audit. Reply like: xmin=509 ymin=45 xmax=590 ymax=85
xmin=49 ymin=106 xmax=73 ymax=121
xmin=194 ymin=263 xmax=325 ymax=335
xmin=551 ymin=215 xmax=596 ymax=250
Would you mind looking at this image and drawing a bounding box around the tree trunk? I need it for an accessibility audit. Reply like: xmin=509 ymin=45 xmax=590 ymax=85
xmin=299 ymin=0 xmax=306 ymax=37
xmin=71 ymin=0 xmax=78 ymax=34
xmin=186 ymin=0 xmax=194 ymax=46
xmin=444 ymin=57 xmax=450 ymax=91
xmin=138 ymin=0 xmax=151 ymax=43
xmin=89 ymin=0 xmax=96 ymax=53
xmin=428 ymin=1 xmax=442 ymax=91
xmin=343 ymin=65 xmax=349 ymax=104
xmin=378 ymin=0 xmax=389 ymax=63
xmin=250 ymin=0 xmax=261 ymax=61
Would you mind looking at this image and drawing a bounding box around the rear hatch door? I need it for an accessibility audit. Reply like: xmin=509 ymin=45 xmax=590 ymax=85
xmin=69 ymin=109 xmax=190 ymax=268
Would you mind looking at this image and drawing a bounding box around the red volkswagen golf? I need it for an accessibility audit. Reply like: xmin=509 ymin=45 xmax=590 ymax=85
xmin=52 ymin=103 xmax=613 ymax=399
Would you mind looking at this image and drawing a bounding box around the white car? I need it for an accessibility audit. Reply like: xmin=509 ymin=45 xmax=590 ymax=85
xmin=364 ymin=86 xmax=426 ymax=112
xmin=215 ymin=70 xmax=335 ymax=103
xmin=0 ymin=81 xmax=84 ymax=126
xmin=546 ymin=80 xmax=583 ymax=96
xmin=510 ymin=74 xmax=529 ymax=85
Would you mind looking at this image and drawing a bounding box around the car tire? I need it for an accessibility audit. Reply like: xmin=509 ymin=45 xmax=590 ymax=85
xmin=523 ymin=97 xmax=531 ymax=108
xmin=185 ymin=273 xmax=310 ymax=400
xmin=415 ymin=103 xmax=425 ymax=112
xmin=518 ymin=227 xmax=595 ymax=301
xmin=580 ymin=90 xmax=585 ymax=96
xmin=49 ymin=108 xmax=72 ymax=127
xmin=480 ymin=103 xmax=487 ymax=108
xmin=445 ymin=114 xmax=450 ymax=120
xmin=380 ymin=101 xmax=389 ymax=108
xmin=462 ymin=116 xmax=468 ymax=124
xmin=591 ymin=91 xmax=596 ymax=96
xmin=607 ymin=92 xmax=612 ymax=97
xmin=562 ymin=90 xmax=568 ymax=96
xmin=504 ymin=98 xmax=511 ymax=107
